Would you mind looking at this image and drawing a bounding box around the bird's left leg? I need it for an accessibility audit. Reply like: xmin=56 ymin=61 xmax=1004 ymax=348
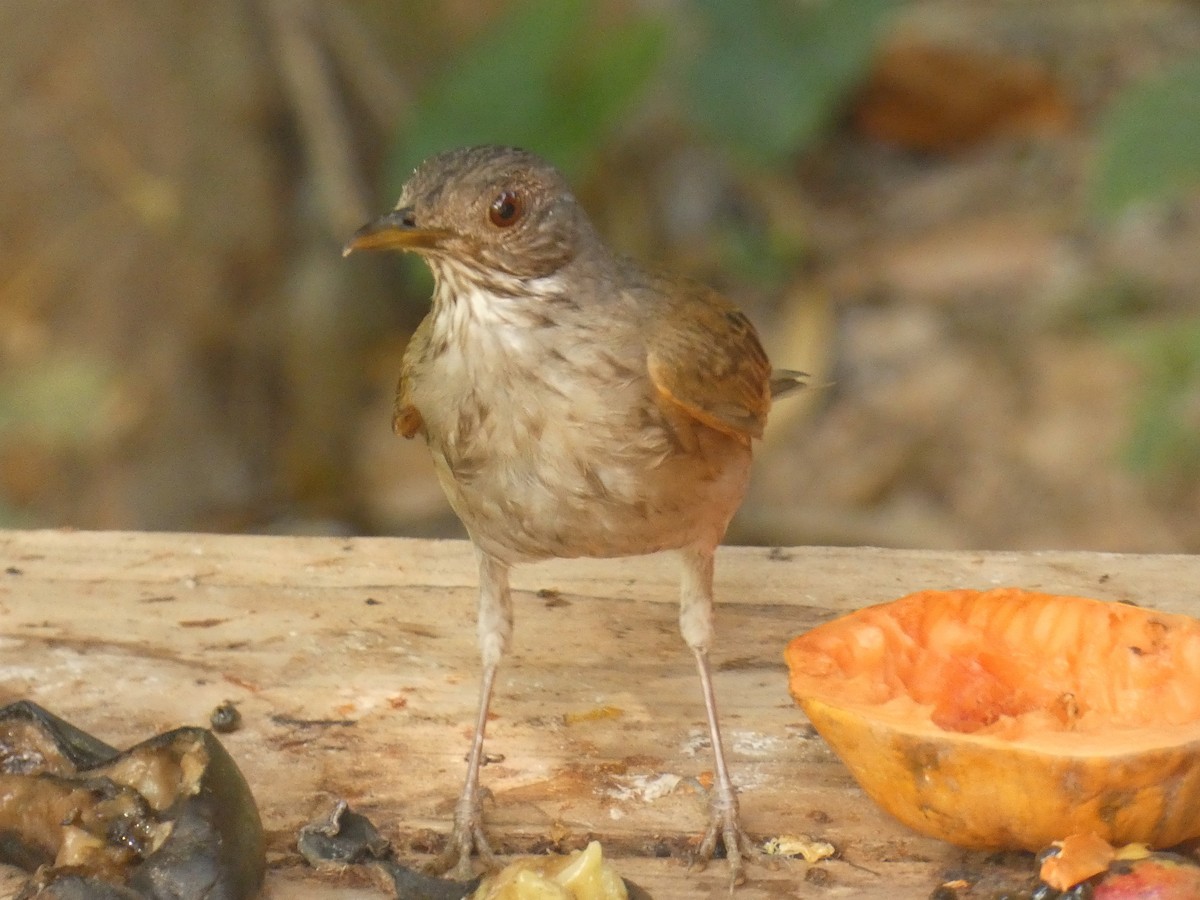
xmin=679 ymin=545 xmax=759 ymax=886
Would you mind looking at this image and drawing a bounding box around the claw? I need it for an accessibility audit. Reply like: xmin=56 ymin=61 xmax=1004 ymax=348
xmin=426 ymin=793 xmax=499 ymax=880
xmin=692 ymin=779 xmax=762 ymax=888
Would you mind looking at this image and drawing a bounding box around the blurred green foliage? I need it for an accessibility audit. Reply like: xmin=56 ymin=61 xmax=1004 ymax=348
xmin=390 ymin=0 xmax=667 ymax=188
xmin=0 ymin=357 xmax=112 ymax=526
xmin=389 ymin=0 xmax=900 ymax=182
xmin=1088 ymin=59 xmax=1200 ymax=481
xmin=1090 ymin=58 xmax=1200 ymax=219
xmin=715 ymin=212 xmax=807 ymax=288
xmin=0 ymin=357 xmax=110 ymax=444
xmin=685 ymin=0 xmax=901 ymax=166
xmin=1123 ymin=321 xmax=1200 ymax=481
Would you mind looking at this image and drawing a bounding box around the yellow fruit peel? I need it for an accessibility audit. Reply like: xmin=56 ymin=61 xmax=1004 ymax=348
xmin=472 ymin=841 xmax=628 ymax=900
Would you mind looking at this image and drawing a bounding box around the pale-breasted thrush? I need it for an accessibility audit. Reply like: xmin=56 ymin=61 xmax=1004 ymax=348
xmin=344 ymin=145 xmax=804 ymax=885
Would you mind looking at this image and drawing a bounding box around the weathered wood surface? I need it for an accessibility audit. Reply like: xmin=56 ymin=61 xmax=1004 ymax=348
xmin=0 ymin=530 xmax=1196 ymax=899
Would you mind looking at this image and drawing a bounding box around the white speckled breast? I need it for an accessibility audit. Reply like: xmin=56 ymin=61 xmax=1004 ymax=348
xmin=406 ymin=267 xmax=752 ymax=564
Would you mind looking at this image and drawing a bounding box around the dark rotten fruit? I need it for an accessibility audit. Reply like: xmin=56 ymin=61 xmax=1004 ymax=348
xmin=0 ymin=700 xmax=264 ymax=899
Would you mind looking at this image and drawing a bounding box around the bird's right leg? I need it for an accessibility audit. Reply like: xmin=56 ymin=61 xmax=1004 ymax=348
xmin=430 ymin=551 xmax=512 ymax=880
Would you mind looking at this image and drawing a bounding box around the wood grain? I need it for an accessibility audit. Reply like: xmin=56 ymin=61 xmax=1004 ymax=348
xmin=0 ymin=530 xmax=1194 ymax=898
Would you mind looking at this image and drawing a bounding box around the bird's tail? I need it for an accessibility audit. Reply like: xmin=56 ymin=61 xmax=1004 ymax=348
xmin=769 ymin=369 xmax=808 ymax=400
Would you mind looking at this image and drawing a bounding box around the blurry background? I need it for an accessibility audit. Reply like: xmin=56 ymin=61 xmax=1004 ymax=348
xmin=1 ymin=0 xmax=1198 ymax=551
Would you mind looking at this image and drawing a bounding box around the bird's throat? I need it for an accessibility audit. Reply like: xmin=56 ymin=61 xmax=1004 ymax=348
xmin=428 ymin=261 xmax=569 ymax=343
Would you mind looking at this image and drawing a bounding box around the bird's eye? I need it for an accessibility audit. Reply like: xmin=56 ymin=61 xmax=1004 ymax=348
xmin=488 ymin=190 xmax=524 ymax=228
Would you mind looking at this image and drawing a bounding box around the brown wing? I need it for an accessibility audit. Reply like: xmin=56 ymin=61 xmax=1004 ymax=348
xmin=392 ymin=316 xmax=430 ymax=439
xmin=645 ymin=277 xmax=771 ymax=448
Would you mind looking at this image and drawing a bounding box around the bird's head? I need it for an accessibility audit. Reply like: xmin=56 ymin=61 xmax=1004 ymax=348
xmin=344 ymin=145 xmax=596 ymax=287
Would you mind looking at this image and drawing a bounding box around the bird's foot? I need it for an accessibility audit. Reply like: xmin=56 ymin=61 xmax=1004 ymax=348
xmin=692 ymin=786 xmax=761 ymax=888
xmin=426 ymin=795 xmax=498 ymax=882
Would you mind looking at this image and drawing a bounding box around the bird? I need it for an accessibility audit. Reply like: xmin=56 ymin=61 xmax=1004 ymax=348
xmin=343 ymin=145 xmax=804 ymax=886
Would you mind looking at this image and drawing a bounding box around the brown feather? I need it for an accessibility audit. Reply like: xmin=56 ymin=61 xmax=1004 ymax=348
xmin=393 ymin=401 xmax=424 ymax=439
xmin=644 ymin=275 xmax=771 ymax=445
xmin=394 ymin=316 xmax=432 ymax=439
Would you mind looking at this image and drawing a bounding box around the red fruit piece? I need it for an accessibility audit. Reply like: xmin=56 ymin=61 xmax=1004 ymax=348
xmin=1094 ymin=854 xmax=1200 ymax=899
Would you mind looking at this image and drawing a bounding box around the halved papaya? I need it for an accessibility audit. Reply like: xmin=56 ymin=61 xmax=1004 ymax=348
xmin=784 ymin=587 xmax=1200 ymax=851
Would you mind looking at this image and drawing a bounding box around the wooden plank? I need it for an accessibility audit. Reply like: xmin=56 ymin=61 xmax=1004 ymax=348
xmin=0 ymin=530 xmax=1196 ymax=899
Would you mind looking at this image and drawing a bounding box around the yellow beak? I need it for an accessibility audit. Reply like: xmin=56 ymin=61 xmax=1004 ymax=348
xmin=342 ymin=208 xmax=452 ymax=257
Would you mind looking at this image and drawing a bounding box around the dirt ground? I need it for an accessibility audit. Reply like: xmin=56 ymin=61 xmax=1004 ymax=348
xmin=1 ymin=0 xmax=1198 ymax=553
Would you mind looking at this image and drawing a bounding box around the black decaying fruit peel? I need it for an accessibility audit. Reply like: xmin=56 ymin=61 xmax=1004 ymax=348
xmin=0 ymin=700 xmax=264 ymax=899
xmin=298 ymin=800 xmax=654 ymax=900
